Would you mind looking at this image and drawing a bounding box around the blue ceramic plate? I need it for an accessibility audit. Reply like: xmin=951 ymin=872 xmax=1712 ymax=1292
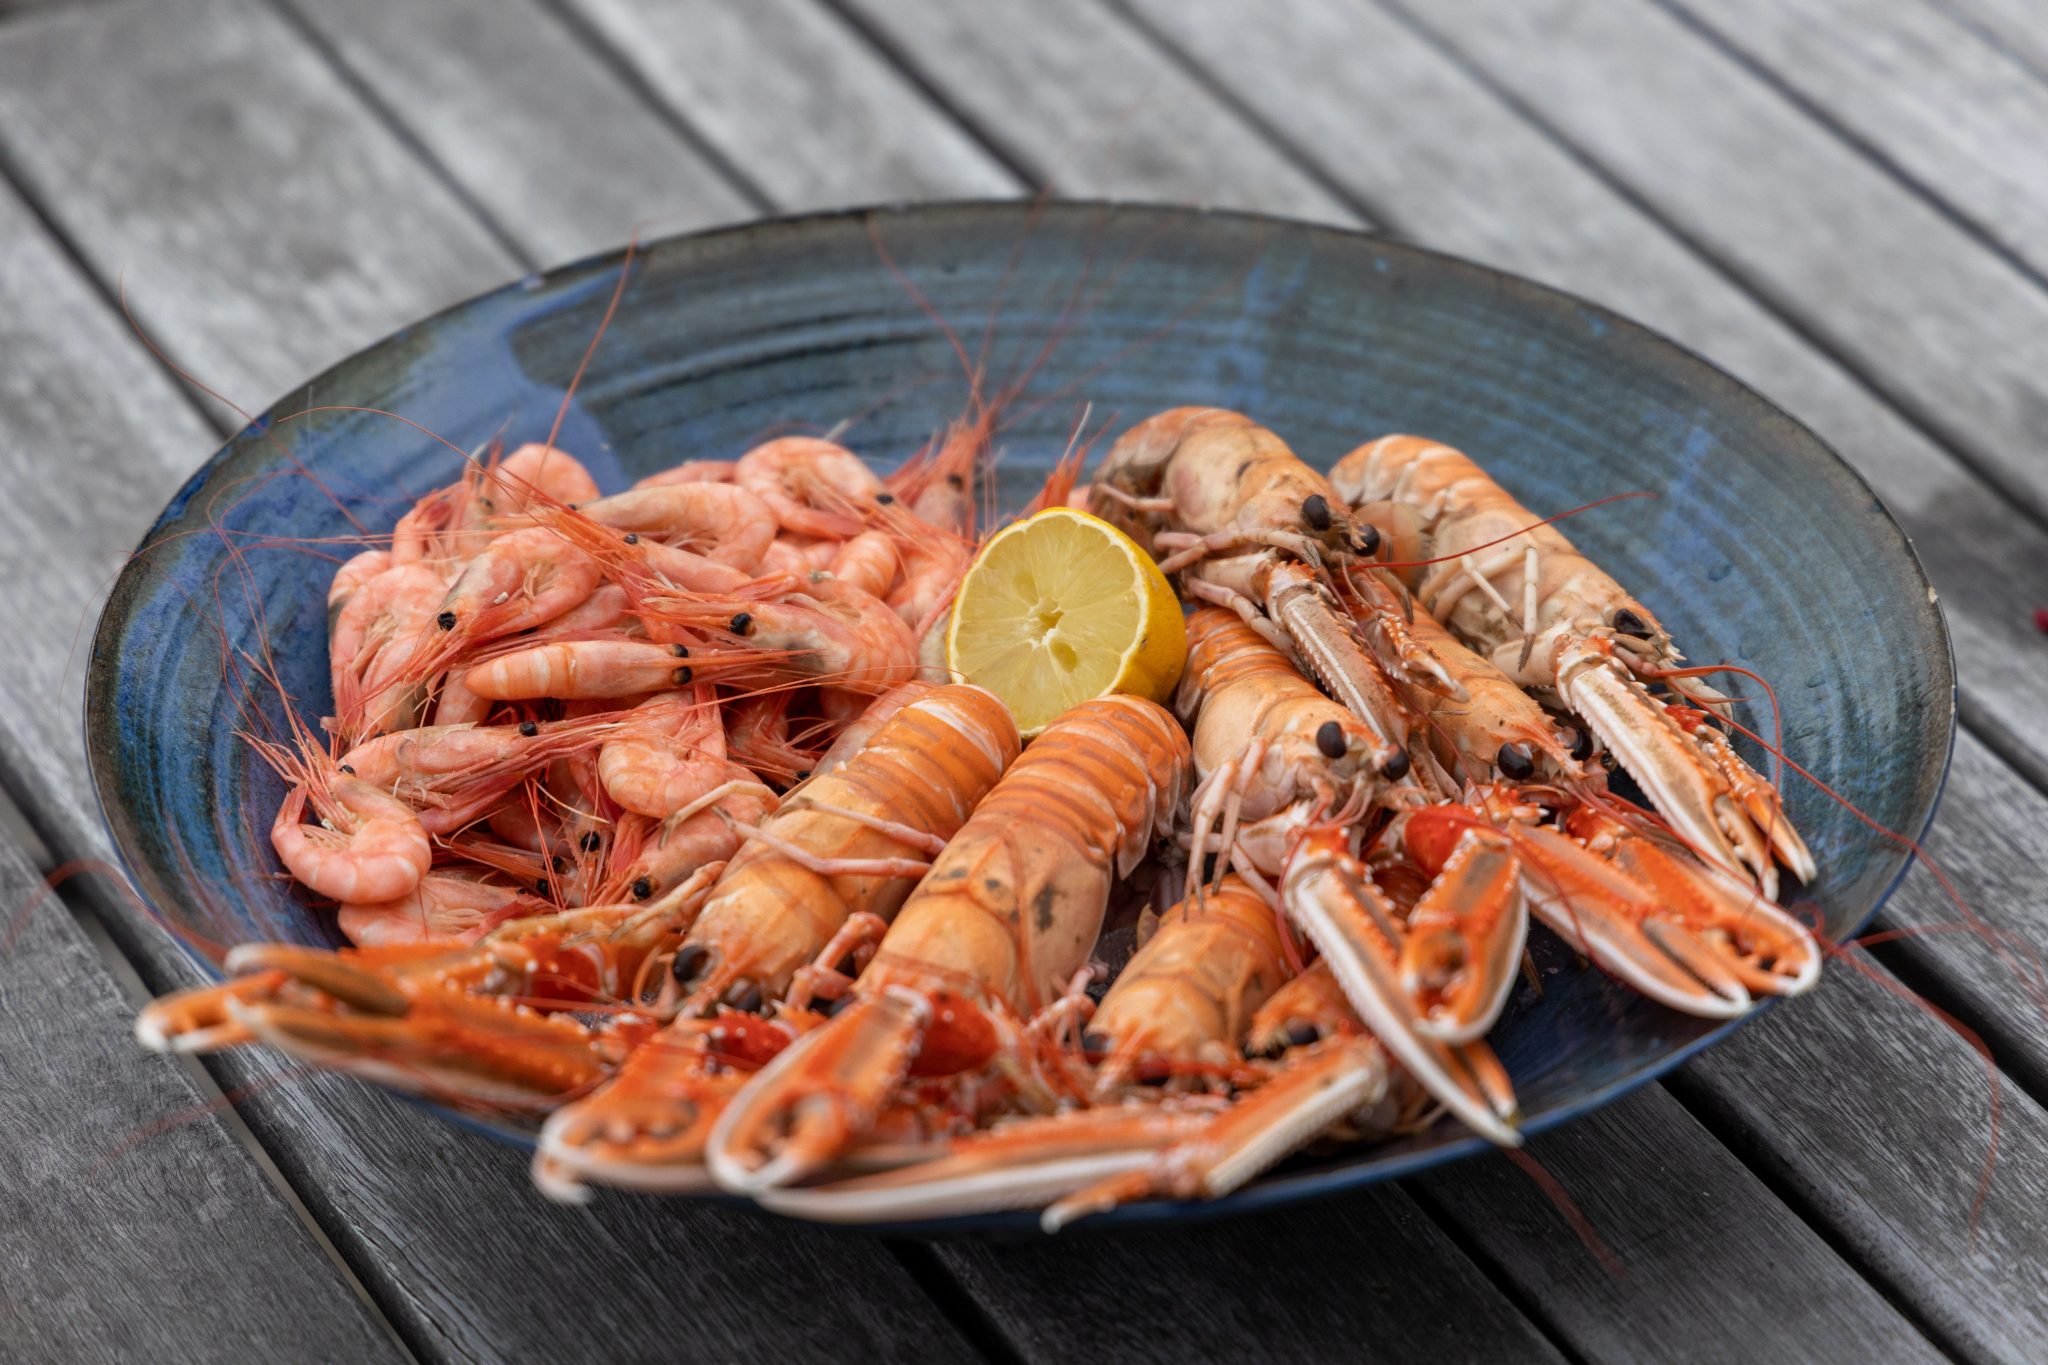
xmin=88 ymin=201 xmax=1954 ymax=1233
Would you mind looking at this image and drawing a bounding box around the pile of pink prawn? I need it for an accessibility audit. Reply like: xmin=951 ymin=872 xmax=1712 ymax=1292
xmin=297 ymin=432 xmax=978 ymax=948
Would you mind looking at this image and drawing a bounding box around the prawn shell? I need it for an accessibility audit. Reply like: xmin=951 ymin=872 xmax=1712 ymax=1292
xmin=862 ymin=694 xmax=1191 ymax=1016
xmin=682 ymin=684 xmax=1021 ymax=1001
xmin=1090 ymin=875 xmax=1291 ymax=1069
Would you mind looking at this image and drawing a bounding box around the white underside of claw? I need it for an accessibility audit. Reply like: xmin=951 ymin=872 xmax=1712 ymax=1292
xmin=135 ymin=1012 xmax=244 ymax=1054
xmin=1192 ymin=1053 xmax=1389 ymax=1201
xmin=1558 ymin=643 xmax=1781 ymax=900
xmin=532 ymin=1110 xmax=720 ymax=1199
xmin=1666 ymin=854 xmax=1824 ymax=999
xmin=1411 ymin=894 xmax=1529 ymax=1048
xmin=1283 ymin=864 xmax=1521 ymax=1146
xmin=1520 ymin=883 xmax=1753 ymax=1019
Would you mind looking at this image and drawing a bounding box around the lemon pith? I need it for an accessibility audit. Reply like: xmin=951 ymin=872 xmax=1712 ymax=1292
xmin=946 ymin=507 xmax=1186 ymax=734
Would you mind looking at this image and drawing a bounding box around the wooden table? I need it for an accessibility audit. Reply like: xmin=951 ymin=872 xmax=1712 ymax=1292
xmin=3 ymin=0 xmax=2045 ymax=1359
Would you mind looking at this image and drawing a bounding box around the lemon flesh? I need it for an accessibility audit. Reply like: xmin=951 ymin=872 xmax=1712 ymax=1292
xmin=946 ymin=507 xmax=1187 ymax=735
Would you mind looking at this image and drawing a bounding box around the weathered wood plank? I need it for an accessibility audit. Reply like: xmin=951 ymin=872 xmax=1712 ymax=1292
xmin=0 ymin=0 xmax=513 ymax=417
xmin=1117 ymin=0 xmax=2048 ymax=786
xmin=1411 ymin=1085 xmax=1943 ymax=1365
xmin=1383 ymin=0 xmax=2048 ymax=526
xmin=1676 ymin=943 xmax=2048 ymax=1364
xmin=558 ymin=0 xmax=1016 ymax=209
xmin=0 ymin=2 xmax=981 ymax=1360
xmin=274 ymin=0 xmax=757 ymax=267
xmin=0 ymin=832 xmax=405 ymax=1365
xmin=826 ymin=0 xmax=1346 ymax=218
xmin=212 ymin=1064 xmax=978 ymax=1364
xmin=4 ymin=0 xmax=2031 ymax=1358
xmin=0 ymin=3 xmax=1584 ymax=1361
xmin=0 ymin=200 xmax=215 ymax=874
xmin=1944 ymin=0 xmax=2048 ymax=81
xmin=1872 ymin=729 xmax=2048 ymax=1092
xmin=940 ymin=1185 xmax=1567 ymax=1365
xmin=1662 ymin=0 xmax=2048 ymax=281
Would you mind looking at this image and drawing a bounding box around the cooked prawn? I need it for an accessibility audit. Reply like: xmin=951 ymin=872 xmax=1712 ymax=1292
xmin=271 ymin=777 xmax=432 ymax=904
xmin=735 ymin=437 xmax=884 ymax=539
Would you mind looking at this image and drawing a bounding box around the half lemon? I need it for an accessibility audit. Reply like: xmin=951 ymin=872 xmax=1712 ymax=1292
xmin=946 ymin=507 xmax=1187 ymax=735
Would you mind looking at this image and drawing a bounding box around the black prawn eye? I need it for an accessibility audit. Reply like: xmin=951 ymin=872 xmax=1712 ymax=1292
xmin=1612 ymin=607 xmax=1652 ymax=638
xmin=1496 ymin=742 xmax=1535 ymax=780
xmin=671 ymin=943 xmax=712 ymax=985
xmin=1301 ymin=493 xmax=1333 ymax=532
xmin=1352 ymin=523 xmax=1382 ymax=558
xmin=1315 ymin=719 xmax=1347 ymax=759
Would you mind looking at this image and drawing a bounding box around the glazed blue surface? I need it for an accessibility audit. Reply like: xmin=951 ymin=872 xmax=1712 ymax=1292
xmin=88 ymin=202 xmax=1955 ymax=1234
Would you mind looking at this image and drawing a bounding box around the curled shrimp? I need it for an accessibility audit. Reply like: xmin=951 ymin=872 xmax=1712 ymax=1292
xmin=598 ymin=688 xmax=730 ymax=819
xmin=826 ymin=530 xmax=902 ymax=599
xmin=435 ymin=527 xmax=603 ymax=645
xmin=641 ymin=573 xmax=918 ymax=694
xmin=327 ymin=548 xmax=392 ymax=648
xmin=724 ymin=689 xmax=819 ymax=785
xmin=463 ymin=639 xmax=698 ymax=701
xmin=735 ymin=437 xmax=884 ymax=539
xmin=526 ymin=498 xmax=761 ymax=596
xmin=635 ymin=459 xmax=737 ymax=488
xmin=271 ymin=777 xmax=432 ymax=904
xmin=604 ymin=769 xmax=774 ymax=904
xmin=478 ymin=442 xmax=600 ymax=515
xmin=330 ymin=561 xmax=446 ymax=737
xmin=338 ymin=718 xmax=614 ymax=835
